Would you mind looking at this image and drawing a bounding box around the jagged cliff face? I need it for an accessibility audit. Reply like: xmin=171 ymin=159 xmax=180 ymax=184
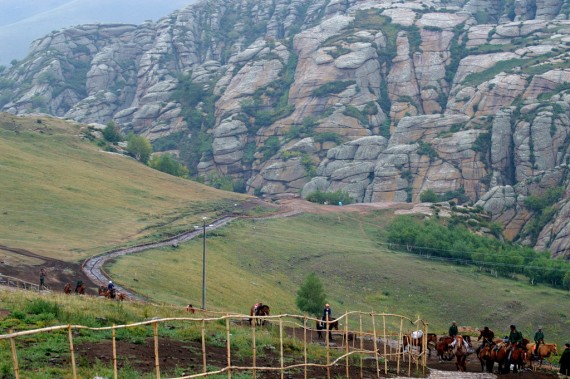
xmin=2 ymin=0 xmax=570 ymax=258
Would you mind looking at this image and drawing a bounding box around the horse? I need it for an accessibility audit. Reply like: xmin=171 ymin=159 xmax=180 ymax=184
xmin=98 ymin=286 xmax=125 ymax=301
xmin=526 ymin=342 xmax=558 ymax=370
xmin=453 ymin=335 xmax=468 ymax=372
xmin=436 ymin=336 xmax=454 ymax=362
xmin=249 ymin=304 xmax=270 ymax=325
xmin=490 ymin=342 xmax=511 ymax=374
xmin=402 ymin=331 xmax=438 ymax=356
xmin=477 ymin=342 xmax=494 ymax=373
xmin=316 ymin=318 xmax=339 ymax=340
xmin=509 ymin=344 xmax=528 ymax=373
xmin=63 ymin=283 xmax=72 ymax=294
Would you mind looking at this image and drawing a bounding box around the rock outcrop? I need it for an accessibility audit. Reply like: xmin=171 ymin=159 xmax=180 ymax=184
xmin=3 ymin=0 xmax=570 ymax=257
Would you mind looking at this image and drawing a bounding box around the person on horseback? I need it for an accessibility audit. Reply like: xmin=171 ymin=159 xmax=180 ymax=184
xmin=253 ymin=302 xmax=261 ymax=315
xmin=108 ymin=280 xmax=116 ymax=298
xmin=476 ymin=326 xmax=495 ymax=353
xmin=322 ymin=303 xmax=332 ymax=321
xmin=533 ymin=326 xmax=544 ymax=357
xmin=506 ymin=324 xmax=523 ymax=361
xmin=448 ymin=321 xmax=458 ymax=337
xmin=75 ymin=280 xmax=84 ymax=294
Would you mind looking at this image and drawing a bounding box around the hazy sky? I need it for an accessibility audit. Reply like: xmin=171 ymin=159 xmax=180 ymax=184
xmin=0 ymin=0 xmax=195 ymax=66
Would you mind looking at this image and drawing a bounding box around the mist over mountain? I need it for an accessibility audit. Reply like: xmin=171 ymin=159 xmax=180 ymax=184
xmin=0 ymin=0 xmax=195 ymax=65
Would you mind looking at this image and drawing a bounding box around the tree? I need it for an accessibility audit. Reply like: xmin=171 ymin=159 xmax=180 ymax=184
xmin=296 ymin=272 xmax=326 ymax=317
xmin=148 ymin=154 xmax=189 ymax=177
xmin=102 ymin=122 xmax=122 ymax=143
xmin=127 ymin=134 xmax=152 ymax=164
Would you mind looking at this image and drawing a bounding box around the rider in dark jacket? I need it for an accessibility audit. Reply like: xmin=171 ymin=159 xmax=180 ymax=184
xmin=476 ymin=326 xmax=495 ymax=352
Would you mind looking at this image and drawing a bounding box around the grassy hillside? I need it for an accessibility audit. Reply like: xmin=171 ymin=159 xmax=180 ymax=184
xmin=108 ymin=211 xmax=570 ymax=347
xmin=0 ymin=113 xmax=249 ymax=261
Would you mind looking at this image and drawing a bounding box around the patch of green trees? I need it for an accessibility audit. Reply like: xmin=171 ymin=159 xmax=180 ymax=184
xmin=305 ymin=190 xmax=353 ymax=205
xmin=387 ymin=215 xmax=570 ymax=289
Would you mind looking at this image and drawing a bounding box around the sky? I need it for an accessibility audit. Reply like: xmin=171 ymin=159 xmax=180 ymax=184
xmin=0 ymin=0 xmax=195 ymax=66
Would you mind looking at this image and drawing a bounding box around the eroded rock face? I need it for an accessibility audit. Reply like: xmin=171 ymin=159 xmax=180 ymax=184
xmin=4 ymin=0 xmax=570 ymax=256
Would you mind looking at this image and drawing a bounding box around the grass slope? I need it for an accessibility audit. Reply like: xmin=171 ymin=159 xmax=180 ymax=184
xmin=0 ymin=113 xmax=248 ymax=261
xmin=109 ymin=212 xmax=570 ymax=347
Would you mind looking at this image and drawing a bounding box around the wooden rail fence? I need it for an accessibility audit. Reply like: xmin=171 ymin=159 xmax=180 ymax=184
xmin=0 ymin=311 xmax=429 ymax=379
xmin=0 ymin=273 xmax=43 ymax=292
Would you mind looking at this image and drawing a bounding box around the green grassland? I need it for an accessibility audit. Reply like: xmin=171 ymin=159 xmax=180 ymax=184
xmin=0 ymin=113 xmax=249 ymax=260
xmin=108 ymin=212 xmax=570 ymax=347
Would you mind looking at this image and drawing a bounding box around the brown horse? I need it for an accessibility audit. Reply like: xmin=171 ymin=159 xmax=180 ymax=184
xmin=249 ymin=304 xmax=270 ymax=325
xmin=63 ymin=283 xmax=72 ymax=294
xmin=526 ymin=343 xmax=557 ymax=370
xmin=436 ymin=336 xmax=454 ymax=362
xmin=316 ymin=318 xmax=339 ymax=340
xmin=453 ymin=335 xmax=468 ymax=372
xmin=98 ymin=286 xmax=125 ymax=301
xmin=490 ymin=343 xmax=509 ymax=374
xmin=478 ymin=343 xmax=494 ymax=373
xmin=402 ymin=331 xmax=438 ymax=356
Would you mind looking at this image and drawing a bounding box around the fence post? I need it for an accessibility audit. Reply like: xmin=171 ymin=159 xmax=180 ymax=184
xmin=382 ymin=314 xmax=388 ymax=374
xmin=279 ymin=317 xmax=284 ymax=379
xmin=201 ymin=319 xmax=207 ymax=374
xmin=422 ymin=323 xmax=428 ymax=375
xmin=359 ymin=314 xmax=363 ymax=379
xmin=9 ymin=329 xmax=20 ymax=379
xmin=371 ymin=313 xmax=379 ymax=378
xmin=225 ymin=316 xmax=232 ymax=379
xmin=397 ymin=318 xmax=403 ymax=374
xmin=345 ymin=312 xmax=349 ymax=378
xmin=112 ymin=324 xmax=118 ymax=379
xmin=68 ymin=325 xmax=77 ymax=379
xmin=325 ymin=314 xmax=330 ymax=379
xmin=303 ymin=316 xmax=308 ymax=379
xmin=153 ymin=321 xmax=160 ymax=379
xmin=252 ymin=316 xmax=256 ymax=379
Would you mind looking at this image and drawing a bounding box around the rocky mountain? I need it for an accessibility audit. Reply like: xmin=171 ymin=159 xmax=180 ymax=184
xmin=2 ymin=0 xmax=570 ymax=258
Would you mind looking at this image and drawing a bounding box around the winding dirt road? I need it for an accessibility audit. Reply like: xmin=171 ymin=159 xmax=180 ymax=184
xmin=81 ymin=199 xmax=412 ymax=300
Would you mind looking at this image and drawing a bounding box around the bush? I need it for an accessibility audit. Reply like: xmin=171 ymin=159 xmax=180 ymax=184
xmin=102 ymin=122 xmax=122 ymax=143
xmin=419 ymin=189 xmax=439 ymax=203
xmin=305 ymin=190 xmax=353 ymax=205
xmin=148 ymin=154 xmax=189 ymax=177
xmin=312 ymin=80 xmax=356 ymax=97
xmin=126 ymin=134 xmax=153 ymax=164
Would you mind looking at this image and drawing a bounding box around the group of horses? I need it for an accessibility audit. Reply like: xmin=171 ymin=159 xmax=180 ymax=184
xmin=63 ymin=282 xmax=84 ymax=295
xmin=477 ymin=339 xmax=558 ymax=374
xmin=62 ymin=283 xmax=125 ymax=300
xmin=405 ymin=331 xmax=558 ymax=373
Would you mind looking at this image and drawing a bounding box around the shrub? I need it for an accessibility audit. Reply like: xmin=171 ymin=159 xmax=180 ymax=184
xmin=102 ymin=122 xmax=123 ymax=143
xmin=419 ymin=189 xmax=439 ymax=203
xmin=148 ymin=154 xmax=189 ymax=178
xmin=312 ymin=80 xmax=356 ymax=97
xmin=305 ymin=190 xmax=353 ymax=205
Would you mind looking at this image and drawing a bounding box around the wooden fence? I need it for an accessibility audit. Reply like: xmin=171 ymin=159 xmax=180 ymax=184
xmin=0 ymin=273 xmax=42 ymax=292
xmin=0 ymin=311 xmax=429 ymax=379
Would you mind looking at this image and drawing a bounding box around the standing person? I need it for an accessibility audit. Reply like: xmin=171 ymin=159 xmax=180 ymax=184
xmin=448 ymin=321 xmax=458 ymax=337
xmin=39 ymin=268 xmax=46 ymax=290
xmin=560 ymin=343 xmax=570 ymax=378
xmin=533 ymin=326 xmax=544 ymax=357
